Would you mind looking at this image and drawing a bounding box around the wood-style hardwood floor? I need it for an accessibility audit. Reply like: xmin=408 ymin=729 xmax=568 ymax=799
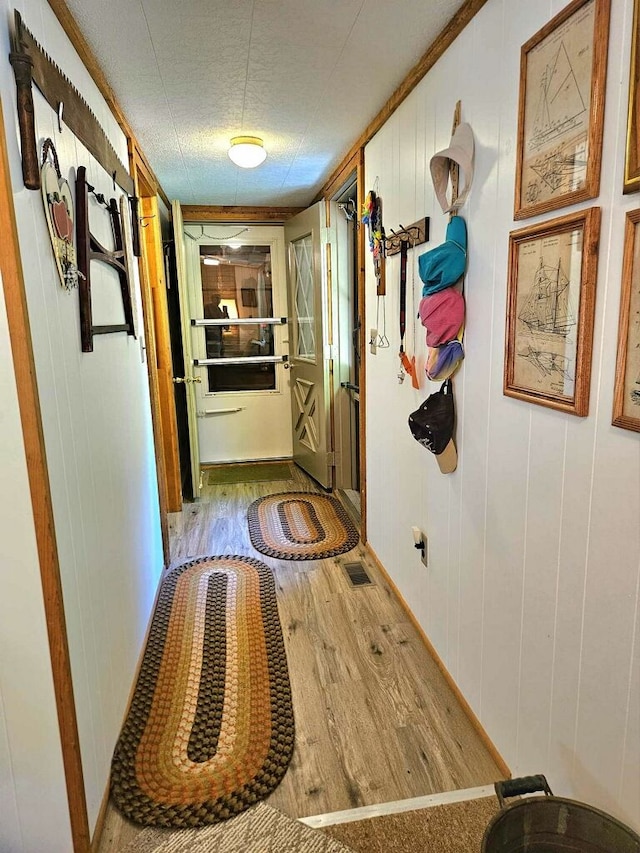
xmin=97 ymin=466 xmax=502 ymax=851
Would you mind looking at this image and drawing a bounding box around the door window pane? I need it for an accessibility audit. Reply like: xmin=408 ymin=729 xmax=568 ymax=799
xmin=199 ymin=244 xmax=275 ymax=392
xmin=292 ymin=235 xmax=315 ymax=359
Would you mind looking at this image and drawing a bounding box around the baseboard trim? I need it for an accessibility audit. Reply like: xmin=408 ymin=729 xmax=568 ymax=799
xmin=301 ymin=784 xmax=497 ymax=828
xmin=90 ymin=783 xmax=111 ymax=852
xmin=364 ymin=543 xmax=511 ymax=780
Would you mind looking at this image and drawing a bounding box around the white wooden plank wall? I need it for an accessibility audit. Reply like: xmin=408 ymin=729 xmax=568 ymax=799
xmin=0 ymin=267 xmax=73 ymax=852
xmin=365 ymin=0 xmax=639 ymax=830
xmin=0 ymin=0 xmax=165 ymax=843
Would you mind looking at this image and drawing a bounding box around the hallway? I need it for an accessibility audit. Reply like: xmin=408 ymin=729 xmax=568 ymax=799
xmin=97 ymin=466 xmax=502 ymax=851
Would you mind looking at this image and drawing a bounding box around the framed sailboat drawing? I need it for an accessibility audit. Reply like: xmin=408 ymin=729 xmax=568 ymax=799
xmin=504 ymin=207 xmax=601 ymax=416
xmin=613 ymin=208 xmax=640 ymax=431
xmin=513 ymin=0 xmax=610 ymax=220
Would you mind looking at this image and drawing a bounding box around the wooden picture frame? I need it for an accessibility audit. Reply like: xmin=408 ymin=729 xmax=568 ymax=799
xmin=241 ymin=287 xmax=257 ymax=307
xmin=514 ymin=0 xmax=610 ymax=220
xmin=624 ymin=0 xmax=640 ymax=193
xmin=613 ymin=209 xmax=640 ymax=431
xmin=504 ymin=207 xmax=601 ymax=416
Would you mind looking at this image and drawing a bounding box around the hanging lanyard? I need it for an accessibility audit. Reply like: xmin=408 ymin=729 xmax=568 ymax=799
xmin=398 ymin=239 xmax=419 ymax=388
xmin=399 ymin=240 xmax=408 ymax=356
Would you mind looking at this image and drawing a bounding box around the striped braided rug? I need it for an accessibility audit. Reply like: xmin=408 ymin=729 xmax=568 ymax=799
xmin=247 ymin=492 xmax=359 ymax=560
xmin=111 ymin=556 xmax=295 ymax=828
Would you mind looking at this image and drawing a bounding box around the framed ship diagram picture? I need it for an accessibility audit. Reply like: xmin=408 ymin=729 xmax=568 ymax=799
xmin=514 ymin=0 xmax=610 ymax=220
xmin=504 ymin=207 xmax=601 ymax=416
xmin=624 ymin=0 xmax=640 ymax=193
xmin=613 ymin=208 xmax=640 ymax=431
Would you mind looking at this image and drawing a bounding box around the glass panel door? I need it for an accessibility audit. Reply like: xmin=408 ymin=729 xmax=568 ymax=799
xmin=292 ymin=235 xmax=316 ymax=359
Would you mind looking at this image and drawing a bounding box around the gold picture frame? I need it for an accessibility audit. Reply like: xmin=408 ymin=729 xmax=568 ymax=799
xmin=514 ymin=0 xmax=610 ymax=220
xmin=504 ymin=207 xmax=601 ymax=416
xmin=613 ymin=209 xmax=640 ymax=431
xmin=624 ymin=0 xmax=640 ymax=193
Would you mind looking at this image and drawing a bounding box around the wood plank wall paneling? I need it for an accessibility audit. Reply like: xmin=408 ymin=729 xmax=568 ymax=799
xmin=363 ymin=0 xmax=640 ymax=832
xmin=1 ymin=1 xmax=166 ymax=845
xmin=0 ymin=97 xmax=84 ymax=852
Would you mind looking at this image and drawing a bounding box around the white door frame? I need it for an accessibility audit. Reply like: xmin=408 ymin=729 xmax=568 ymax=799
xmin=183 ymin=224 xmax=292 ymax=464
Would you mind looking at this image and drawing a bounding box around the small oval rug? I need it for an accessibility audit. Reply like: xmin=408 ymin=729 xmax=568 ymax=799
xmin=111 ymin=556 xmax=294 ymax=827
xmin=247 ymin=492 xmax=359 ymax=560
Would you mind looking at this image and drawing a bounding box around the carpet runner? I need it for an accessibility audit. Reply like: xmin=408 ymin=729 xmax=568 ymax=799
xmin=111 ymin=556 xmax=295 ymax=827
xmin=247 ymin=492 xmax=359 ymax=561
xmin=121 ymin=803 xmax=356 ymax=853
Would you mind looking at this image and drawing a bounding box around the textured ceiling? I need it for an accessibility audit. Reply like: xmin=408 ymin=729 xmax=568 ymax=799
xmin=62 ymin=0 xmax=466 ymax=206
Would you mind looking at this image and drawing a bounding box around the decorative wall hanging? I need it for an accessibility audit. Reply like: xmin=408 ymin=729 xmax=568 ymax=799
xmin=624 ymin=0 xmax=640 ymax=193
xmin=363 ymin=185 xmax=390 ymax=349
xmin=362 ymin=188 xmax=386 ymax=293
xmin=504 ymin=207 xmax=601 ymax=416
xmin=76 ymin=166 xmax=135 ymax=353
xmin=9 ymin=10 xmax=133 ymax=194
xmin=612 ymin=208 xmax=640 ymax=431
xmin=40 ymin=138 xmax=79 ymax=291
xmin=513 ymin=0 xmax=610 ymax=220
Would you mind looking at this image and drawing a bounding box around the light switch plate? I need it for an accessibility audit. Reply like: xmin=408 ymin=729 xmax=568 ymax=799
xmin=370 ymin=329 xmax=377 ymax=355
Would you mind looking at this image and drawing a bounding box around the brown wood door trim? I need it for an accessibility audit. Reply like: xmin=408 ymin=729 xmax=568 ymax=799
xmin=132 ymin=154 xmax=172 ymax=560
xmin=0 ymin=100 xmax=91 ymax=851
xmin=355 ymin=149 xmax=367 ymax=543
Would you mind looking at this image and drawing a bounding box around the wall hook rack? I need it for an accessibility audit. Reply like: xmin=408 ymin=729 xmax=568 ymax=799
xmin=384 ymin=217 xmax=429 ymax=256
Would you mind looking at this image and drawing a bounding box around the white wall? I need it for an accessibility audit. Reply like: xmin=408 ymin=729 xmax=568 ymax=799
xmin=365 ymin=0 xmax=639 ymax=831
xmin=0 ymin=268 xmax=73 ymax=852
xmin=1 ymin=0 xmax=165 ymax=845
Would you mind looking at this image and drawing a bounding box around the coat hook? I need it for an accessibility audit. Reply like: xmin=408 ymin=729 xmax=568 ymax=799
xmin=57 ymin=101 xmax=63 ymax=133
xmin=112 ymin=171 xmax=117 ymax=191
xmin=139 ymin=214 xmax=156 ymax=228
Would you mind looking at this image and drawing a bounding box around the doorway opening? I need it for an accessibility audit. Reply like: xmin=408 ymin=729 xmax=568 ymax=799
xmin=332 ymin=177 xmax=362 ymax=523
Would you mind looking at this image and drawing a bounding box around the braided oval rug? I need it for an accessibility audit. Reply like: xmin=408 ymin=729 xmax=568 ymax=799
xmin=247 ymin=492 xmax=359 ymax=561
xmin=111 ymin=556 xmax=295 ymax=828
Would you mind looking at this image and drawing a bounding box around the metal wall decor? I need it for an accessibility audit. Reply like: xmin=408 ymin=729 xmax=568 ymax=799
xmin=76 ymin=166 xmax=135 ymax=352
xmin=40 ymin=138 xmax=79 ymax=290
xmin=9 ymin=10 xmax=134 ymax=195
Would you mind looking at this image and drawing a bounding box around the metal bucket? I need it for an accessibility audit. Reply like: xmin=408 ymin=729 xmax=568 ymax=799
xmin=482 ymin=776 xmax=640 ymax=853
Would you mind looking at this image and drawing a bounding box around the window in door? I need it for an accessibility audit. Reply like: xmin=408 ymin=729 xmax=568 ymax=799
xmin=200 ymin=244 xmax=276 ymax=392
xmin=292 ymin=235 xmax=316 ymax=360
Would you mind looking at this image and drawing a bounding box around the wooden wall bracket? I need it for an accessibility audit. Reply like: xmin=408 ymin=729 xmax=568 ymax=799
xmin=384 ymin=217 xmax=430 ymax=256
xmin=76 ymin=166 xmax=135 ymax=352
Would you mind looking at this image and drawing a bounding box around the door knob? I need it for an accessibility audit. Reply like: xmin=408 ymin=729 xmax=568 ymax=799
xmin=283 ymin=362 xmax=295 ymax=370
xmin=173 ymin=376 xmax=202 ymax=383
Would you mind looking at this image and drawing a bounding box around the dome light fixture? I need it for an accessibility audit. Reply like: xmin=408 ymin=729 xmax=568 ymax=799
xmin=228 ymin=136 xmax=267 ymax=168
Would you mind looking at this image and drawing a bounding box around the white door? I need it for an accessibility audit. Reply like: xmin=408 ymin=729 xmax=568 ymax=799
xmin=171 ymin=200 xmax=202 ymax=499
xmin=284 ymin=202 xmax=335 ymax=489
xmin=181 ymin=223 xmax=292 ymax=464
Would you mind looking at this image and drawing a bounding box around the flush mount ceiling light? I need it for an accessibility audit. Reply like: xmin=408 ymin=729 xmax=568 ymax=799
xmin=228 ymin=136 xmax=267 ymax=168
